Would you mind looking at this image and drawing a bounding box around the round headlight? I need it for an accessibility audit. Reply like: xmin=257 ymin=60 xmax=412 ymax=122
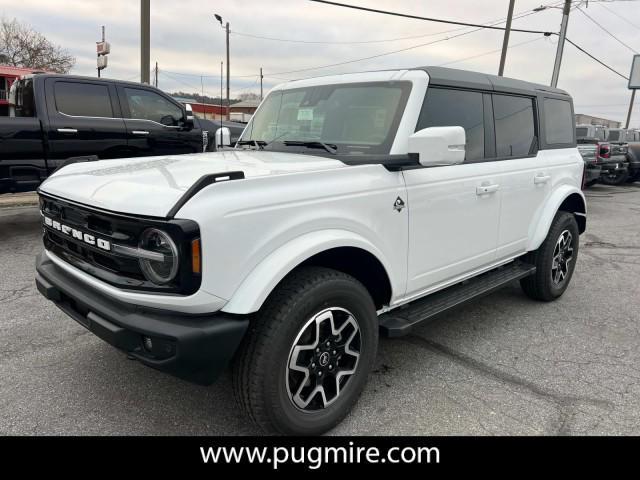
xmin=139 ymin=228 xmax=179 ymax=285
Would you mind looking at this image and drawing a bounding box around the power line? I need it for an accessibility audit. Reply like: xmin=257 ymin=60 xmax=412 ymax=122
xmin=438 ymin=37 xmax=546 ymax=67
xmin=564 ymin=37 xmax=629 ymax=79
xmin=229 ymin=3 xmax=562 ymax=45
xmin=575 ymin=6 xmax=639 ymax=53
xmin=308 ymin=0 xmax=556 ymax=35
xmin=597 ymin=2 xmax=640 ymax=30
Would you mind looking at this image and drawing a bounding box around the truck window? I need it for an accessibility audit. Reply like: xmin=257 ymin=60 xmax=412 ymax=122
xmin=123 ymin=88 xmax=183 ymax=126
xmin=608 ymin=130 xmax=620 ymax=142
xmin=54 ymin=82 xmax=113 ymax=118
xmin=544 ymin=98 xmax=574 ymax=145
xmin=493 ymin=94 xmax=536 ymax=157
xmin=575 ymin=127 xmax=588 ymax=138
xmin=12 ymin=78 xmax=36 ymax=117
xmin=417 ymin=88 xmax=485 ymax=162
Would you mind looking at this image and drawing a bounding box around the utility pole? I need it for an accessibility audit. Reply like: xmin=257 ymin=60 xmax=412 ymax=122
xmin=141 ymin=0 xmax=150 ymax=84
xmin=626 ymin=90 xmax=636 ymax=129
xmin=260 ymin=67 xmax=264 ymax=100
xmin=225 ymin=22 xmax=230 ymax=121
xmin=154 ymin=61 xmax=158 ymax=88
xmin=96 ymin=26 xmax=109 ymax=78
xmin=498 ymin=0 xmax=515 ymax=76
xmin=221 ymin=62 xmax=224 ymax=121
xmin=550 ymin=0 xmax=572 ymax=88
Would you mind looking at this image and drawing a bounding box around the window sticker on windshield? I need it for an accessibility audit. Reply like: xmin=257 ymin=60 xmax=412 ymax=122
xmin=297 ymin=108 xmax=314 ymax=121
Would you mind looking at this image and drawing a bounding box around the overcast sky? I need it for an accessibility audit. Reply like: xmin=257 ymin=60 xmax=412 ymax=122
xmin=2 ymin=0 xmax=640 ymax=126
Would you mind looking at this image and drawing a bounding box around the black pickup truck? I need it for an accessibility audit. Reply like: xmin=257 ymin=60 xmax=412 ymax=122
xmin=0 ymin=74 xmax=245 ymax=193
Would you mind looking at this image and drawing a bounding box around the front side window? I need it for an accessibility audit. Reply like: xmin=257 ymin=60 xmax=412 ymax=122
xmin=55 ymin=82 xmax=113 ymax=118
xmin=493 ymin=94 xmax=536 ymax=157
xmin=244 ymin=81 xmax=411 ymax=155
xmin=417 ymin=87 xmax=485 ymax=162
xmin=544 ymin=98 xmax=574 ymax=145
xmin=124 ymin=88 xmax=183 ymax=126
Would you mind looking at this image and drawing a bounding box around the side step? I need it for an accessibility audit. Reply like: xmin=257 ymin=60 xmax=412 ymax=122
xmin=378 ymin=262 xmax=536 ymax=338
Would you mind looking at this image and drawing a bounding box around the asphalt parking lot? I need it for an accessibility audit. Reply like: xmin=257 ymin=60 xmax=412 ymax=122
xmin=1 ymin=184 xmax=640 ymax=435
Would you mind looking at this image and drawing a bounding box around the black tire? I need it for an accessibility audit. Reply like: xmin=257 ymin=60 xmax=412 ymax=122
xmin=520 ymin=211 xmax=579 ymax=302
xmin=232 ymin=266 xmax=378 ymax=435
xmin=585 ymin=179 xmax=598 ymax=187
xmin=600 ymin=169 xmax=629 ymax=185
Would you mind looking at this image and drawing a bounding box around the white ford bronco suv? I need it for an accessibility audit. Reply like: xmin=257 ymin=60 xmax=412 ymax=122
xmin=35 ymin=66 xmax=586 ymax=435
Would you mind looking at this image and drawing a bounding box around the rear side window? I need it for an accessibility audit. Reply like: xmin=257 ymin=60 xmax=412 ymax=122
xmin=493 ymin=94 xmax=536 ymax=157
xmin=417 ymin=88 xmax=485 ymax=162
xmin=544 ymin=98 xmax=574 ymax=145
xmin=54 ymin=82 xmax=113 ymax=118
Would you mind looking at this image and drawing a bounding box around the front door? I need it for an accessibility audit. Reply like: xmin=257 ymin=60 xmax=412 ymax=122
xmin=403 ymin=86 xmax=501 ymax=298
xmin=118 ymin=86 xmax=199 ymax=156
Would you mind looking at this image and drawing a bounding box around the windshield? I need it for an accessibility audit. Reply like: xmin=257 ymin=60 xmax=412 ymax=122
xmin=608 ymin=130 xmax=621 ymax=141
xmin=575 ymin=127 xmax=588 ymax=138
xmin=241 ymin=81 xmax=411 ymax=155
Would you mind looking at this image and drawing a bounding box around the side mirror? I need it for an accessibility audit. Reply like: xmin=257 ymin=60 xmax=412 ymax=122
xmin=215 ymin=127 xmax=231 ymax=149
xmin=183 ymin=103 xmax=195 ymax=129
xmin=408 ymin=126 xmax=466 ymax=167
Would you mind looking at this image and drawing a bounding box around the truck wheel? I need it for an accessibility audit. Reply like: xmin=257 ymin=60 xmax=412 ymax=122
xmin=520 ymin=211 xmax=579 ymax=302
xmin=232 ymin=266 xmax=378 ymax=435
xmin=585 ymin=180 xmax=598 ymax=187
xmin=600 ymin=169 xmax=629 ymax=185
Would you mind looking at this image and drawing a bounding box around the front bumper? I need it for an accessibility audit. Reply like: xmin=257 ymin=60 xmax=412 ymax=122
xmin=35 ymin=252 xmax=249 ymax=385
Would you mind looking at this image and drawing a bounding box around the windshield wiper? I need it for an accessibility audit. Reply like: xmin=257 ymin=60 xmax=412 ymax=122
xmin=236 ymin=140 xmax=267 ymax=149
xmin=283 ymin=140 xmax=338 ymax=154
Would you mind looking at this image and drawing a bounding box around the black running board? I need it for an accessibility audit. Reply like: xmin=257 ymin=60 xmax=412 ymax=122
xmin=378 ymin=262 xmax=536 ymax=338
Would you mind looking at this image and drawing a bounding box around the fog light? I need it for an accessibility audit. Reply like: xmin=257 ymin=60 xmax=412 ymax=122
xmin=142 ymin=336 xmax=153 ymax=352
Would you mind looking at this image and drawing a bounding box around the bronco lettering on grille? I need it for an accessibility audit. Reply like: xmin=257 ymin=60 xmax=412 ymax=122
xmin=43 ymin=215 xmax=111 ymax=251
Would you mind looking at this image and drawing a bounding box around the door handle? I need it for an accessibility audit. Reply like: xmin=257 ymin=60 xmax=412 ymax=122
xmin=132 ymin=130 xmax=150 ymax=135
xmin=476 ymin=183 xmax=500 ymax=195
xmin=534 ymin=174 xmax=551 ymax=184
xmin=57 ymin=128 xmax=78 ymax=134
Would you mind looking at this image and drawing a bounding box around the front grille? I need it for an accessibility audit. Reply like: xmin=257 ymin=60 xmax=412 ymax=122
xmin=40 ymin=194 xmax=201 ymax=295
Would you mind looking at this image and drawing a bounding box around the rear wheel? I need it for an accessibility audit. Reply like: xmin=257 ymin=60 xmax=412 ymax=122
xmin=521 ymin=211 xmax=579 ymax=301
xmin=232 ymin=266 xmax=378 ymax=435
xmin=600 ymin=169 xmax=629 ymax=185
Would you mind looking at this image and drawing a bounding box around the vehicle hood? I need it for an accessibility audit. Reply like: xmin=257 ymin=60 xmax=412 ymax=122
xmin=39 ymin=150 xmax=347 ymax=217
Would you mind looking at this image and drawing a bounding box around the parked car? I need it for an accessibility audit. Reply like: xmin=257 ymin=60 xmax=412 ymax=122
xmin=575 ymin=124 xmax=606 ymax=187
xmin=627 ymin=141 xmax=640 ymax=182
xmin=35 ymin=66 xmax=585 ymax=435
xmin=596 ymin=127 xmax=629 ymax=185
xmin=0 ymin=74 xmax=245 ymax=193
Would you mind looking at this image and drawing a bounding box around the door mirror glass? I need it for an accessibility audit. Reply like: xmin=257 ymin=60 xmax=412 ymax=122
xmin=215 ymin=127 xmax=231 ymax=148
xmin=183 ymin=103 xmax=195 ymax=129
xmin=408 ymin=126 xmax=466 ymax=167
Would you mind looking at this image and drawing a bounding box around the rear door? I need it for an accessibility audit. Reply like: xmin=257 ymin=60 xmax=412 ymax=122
xmin=118 ymin=86 xmax=201 ymax=156
xmin=492 ymin=93 xmax=551 ymax=261
xmin=44 ymin=78 xmax=127 ymax=167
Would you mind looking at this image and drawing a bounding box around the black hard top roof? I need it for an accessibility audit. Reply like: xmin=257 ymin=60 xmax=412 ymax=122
xmin=413 ymin=66 xmax=570 ymax=97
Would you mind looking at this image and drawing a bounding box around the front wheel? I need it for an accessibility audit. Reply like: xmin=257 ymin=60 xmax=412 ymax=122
xmin=232 ymin=266 xmax=378 ymax=435
xmin=520 ymin=211 xmax=580 ymax=301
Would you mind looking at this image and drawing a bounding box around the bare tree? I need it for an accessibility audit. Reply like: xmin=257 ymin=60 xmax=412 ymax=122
xmin=0 ymin=17 xmax=75 ymax=73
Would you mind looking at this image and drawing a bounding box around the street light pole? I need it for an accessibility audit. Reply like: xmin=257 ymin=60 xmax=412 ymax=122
xmin=260 ymin=67 xmax=263 ymax=100
xmin=498 ymin=0 xmax=515 ymax=76
xmin=551 ymin=0 xmax=572 ymax=88
xmin=626 ymin=89 xmax=636 ymax=129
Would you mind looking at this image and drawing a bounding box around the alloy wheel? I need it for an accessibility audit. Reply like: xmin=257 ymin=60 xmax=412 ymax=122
xmin=286 ymin=307 xmax=361 ymax=411
xmin=551 ymin=229 xmax=574 ymax=286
